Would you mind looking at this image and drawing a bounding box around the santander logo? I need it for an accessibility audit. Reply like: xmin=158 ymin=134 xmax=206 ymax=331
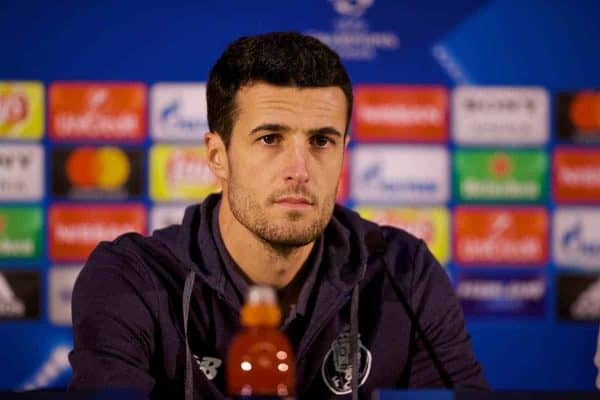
xmin=353 ymin=86 xmax=447 ymax=142
xmin=53 ymin=222 xmax=139 ymax=244
xmin=357 ymin=104 xmax=442 ymax=127
xmin=48 ymin=204 xmax=146 ymax=262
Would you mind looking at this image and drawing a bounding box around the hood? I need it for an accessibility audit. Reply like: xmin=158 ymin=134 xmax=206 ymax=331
xmin=152 ymin=193 xmax=379 ymax=301
xmin=151 ymin=193 xmax=381 ymax=400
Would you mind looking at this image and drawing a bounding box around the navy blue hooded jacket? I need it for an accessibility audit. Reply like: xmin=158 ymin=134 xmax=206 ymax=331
xmin=69 ymin=194 xmax=488 ymax=398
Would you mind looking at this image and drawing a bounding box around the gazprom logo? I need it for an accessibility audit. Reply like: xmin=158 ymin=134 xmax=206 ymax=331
xmin=352 ymin=145 xmax=449 ymax=205
xmin=151 ymin=83 xmax=208 ymax=140
xmin=554 ymin=208 xmax=600 ymax=270
xmin=159 ymin=99 xmax=206 ymax=132
xmin=361 ymin=163 xmax=437 ymax=193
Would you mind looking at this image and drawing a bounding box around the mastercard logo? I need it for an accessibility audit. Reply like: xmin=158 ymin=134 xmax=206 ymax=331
xmin=66 ymin=147 xmax=130 ymax=190
xmin=569 ymin=91 xmax=600 ymax=132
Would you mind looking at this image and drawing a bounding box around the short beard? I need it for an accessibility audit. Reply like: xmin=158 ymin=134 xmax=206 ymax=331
xmin=227 ymin=178 xmax=336 ymax=253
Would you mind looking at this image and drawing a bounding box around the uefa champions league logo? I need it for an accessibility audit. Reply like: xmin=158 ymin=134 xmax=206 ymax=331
xmin=329 ymin=0 xmax=374 ymax=17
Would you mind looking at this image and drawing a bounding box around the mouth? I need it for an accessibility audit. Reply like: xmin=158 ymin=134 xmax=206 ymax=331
xmin=273 ymin=196 xmax=314 ymax=210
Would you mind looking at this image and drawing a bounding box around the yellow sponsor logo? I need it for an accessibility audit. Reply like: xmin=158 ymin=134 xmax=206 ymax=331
xmin=150 ymin=145 xmax=219 ymax=201
xmin=0 ymin=82 xmax=44 ymax=139
xmin=356 ymin=207 xmax=450 ymax=264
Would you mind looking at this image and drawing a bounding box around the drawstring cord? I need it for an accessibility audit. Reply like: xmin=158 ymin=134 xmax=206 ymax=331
xmin=183 ymin=271 xmax=196 ymax=400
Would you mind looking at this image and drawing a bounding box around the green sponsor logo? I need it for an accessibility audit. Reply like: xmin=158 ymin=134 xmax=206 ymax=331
xmin=454 ymin=150 xmax=547 ymax=202
xmin=0 ymin=207 xmax=43 ymax=259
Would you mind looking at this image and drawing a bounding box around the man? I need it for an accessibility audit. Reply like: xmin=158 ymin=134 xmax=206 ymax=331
xmin=69 ymin=32 xmax=488 ymax=399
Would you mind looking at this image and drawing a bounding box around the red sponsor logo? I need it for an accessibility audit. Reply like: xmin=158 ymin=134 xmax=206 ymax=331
xmin=48 ymin=204 xmax=146 ymax=262
xmin=568 ymin=91 xmax=600 ymax=133
xmin=49 ymin=83 xmax=146 ymax=141
xmin=554 ymin=149 xmax=600 ymax=202
xmin=454 ymin=207 xmax=548 ymax=265
xmin=353 ymin=86 xmax=447 ymax=142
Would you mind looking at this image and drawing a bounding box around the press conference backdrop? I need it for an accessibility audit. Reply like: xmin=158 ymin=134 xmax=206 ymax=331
xmin=1 ymin=0 xmax=599 ymax=391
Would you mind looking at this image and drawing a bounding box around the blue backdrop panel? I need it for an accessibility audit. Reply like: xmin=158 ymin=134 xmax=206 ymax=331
xmin=0 ymin=0 xmax=599 ymax=392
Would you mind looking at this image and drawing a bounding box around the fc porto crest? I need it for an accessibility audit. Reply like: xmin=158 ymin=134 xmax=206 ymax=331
xmin=321 ymin=326 xmax=372 ymax=395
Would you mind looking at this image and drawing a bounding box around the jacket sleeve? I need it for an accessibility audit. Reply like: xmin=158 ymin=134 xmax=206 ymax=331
xmin=69 ymin=239 xmax=158 ymax=393
xmin=407 ymin=240 xmax=489 ymax=390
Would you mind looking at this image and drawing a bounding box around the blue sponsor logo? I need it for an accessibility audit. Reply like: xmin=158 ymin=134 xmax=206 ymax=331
xmin=159 ymin=100 xmax=206 ymax=133
xmin=362 ymin=164 xmax=437 ymax=193
xmin=561 ymin=221 xmax=600 ymax=258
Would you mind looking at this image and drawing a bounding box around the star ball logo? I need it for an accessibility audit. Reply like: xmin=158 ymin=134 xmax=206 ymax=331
xmin=329 ymin=0 xmax=374 ymax=17
xmin=305 ymin=0 xmax=399 ymax=61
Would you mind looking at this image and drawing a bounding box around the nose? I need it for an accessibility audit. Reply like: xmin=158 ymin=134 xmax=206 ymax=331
xmin=283 ymin=140 xmax=310 ymax=184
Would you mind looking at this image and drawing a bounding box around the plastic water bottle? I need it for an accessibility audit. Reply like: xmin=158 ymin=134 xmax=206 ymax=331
xmin=226 ymin=285 xmax=296 ymax=399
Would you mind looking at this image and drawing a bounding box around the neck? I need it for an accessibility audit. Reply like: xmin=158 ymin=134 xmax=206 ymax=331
xmin=218 ymin=196 xmax=314 ymax=289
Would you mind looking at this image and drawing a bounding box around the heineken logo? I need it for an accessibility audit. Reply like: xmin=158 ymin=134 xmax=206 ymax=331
xmin=454 ymin=150 xmax=547 ymax=201
xmin=0 ymin=208 xmax=42 ymax=259
xmin=490 ymin=153 xmax=512 ymax=178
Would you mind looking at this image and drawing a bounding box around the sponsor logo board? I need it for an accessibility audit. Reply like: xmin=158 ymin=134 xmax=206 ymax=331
xmin=356 ymin=207 xmax=449 ymax=264
xmin=454 ymin=207 xmax=548 ymax=266
xmin=0 ymin=144 xmax=44 ymax=200
xmin=150 ymin=205 xmax=187 ymax=233
xmin=0 ymin=207 xmax=42 ymax=259
xmin=48 ymin=204 xmax=146 ymax=262
xmin=351 ymin=145 xmax=449 ymax=204
xmin=353 ymin=86 xmax=447 ymax=142
xmin=553 ymin=208 xmax=600 ymax=270
xmin=150 ymin=145 xmax=219 ymax=201
xmin=557 ymin=273 xmax=600 ymax=321
xmin=553 ymin=149 xmax=600 ymax=203
xmin=452 ymin=86 xmax=549 ymax=145
xmin=556 ymin=91 xmax=600 ymax=142
xmin=0 ymin=270 xmax=40 ymax=320
xmin=456 ymin=270 xmax=546 ymax=317
xmin=151 ymin=83 xmax=208 ymax=141
xmin=454 ymin=149 xmax=547 ymax=202
xmin=49 ymin=265 xmax=83 ymax=326
xmin=0 ymin=81 xmax=44 ymax=139
xmin=49 ymin=82 xmax=146 ymax=141
xmin=51 ymin=146 xmax=144 ymax=199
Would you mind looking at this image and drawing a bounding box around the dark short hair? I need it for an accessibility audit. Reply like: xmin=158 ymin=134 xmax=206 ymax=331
xmin=206 ymin=32 xmax=353 ymax=147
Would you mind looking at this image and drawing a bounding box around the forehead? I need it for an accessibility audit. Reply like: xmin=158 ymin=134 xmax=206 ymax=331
xmin=233 ymin=83 xmax=347 ymax=128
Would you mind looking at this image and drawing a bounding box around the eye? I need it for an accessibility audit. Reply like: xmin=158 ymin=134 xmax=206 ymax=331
xmin=310 ymin=135 xmax=334 ymax=148
xmin=259 ymin=134 xmax=280 ymax=145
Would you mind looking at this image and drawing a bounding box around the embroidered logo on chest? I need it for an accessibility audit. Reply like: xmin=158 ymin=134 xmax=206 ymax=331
xmin=321 ymin=326 xmax=372 ymax=395
xmin=193 ymin=355 xmax=222 ymax=381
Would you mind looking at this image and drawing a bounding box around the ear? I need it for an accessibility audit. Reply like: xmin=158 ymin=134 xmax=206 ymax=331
xmin=204 ymin=132 xmax=229 ymax=181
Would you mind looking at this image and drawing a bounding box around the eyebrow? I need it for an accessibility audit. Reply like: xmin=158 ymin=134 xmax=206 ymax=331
xmin=250 ymin=123 xmax=343 ymax=137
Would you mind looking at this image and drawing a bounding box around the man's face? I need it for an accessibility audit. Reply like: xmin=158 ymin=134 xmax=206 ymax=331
xmin=221 ymin=82 xmax=348 ymax=247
